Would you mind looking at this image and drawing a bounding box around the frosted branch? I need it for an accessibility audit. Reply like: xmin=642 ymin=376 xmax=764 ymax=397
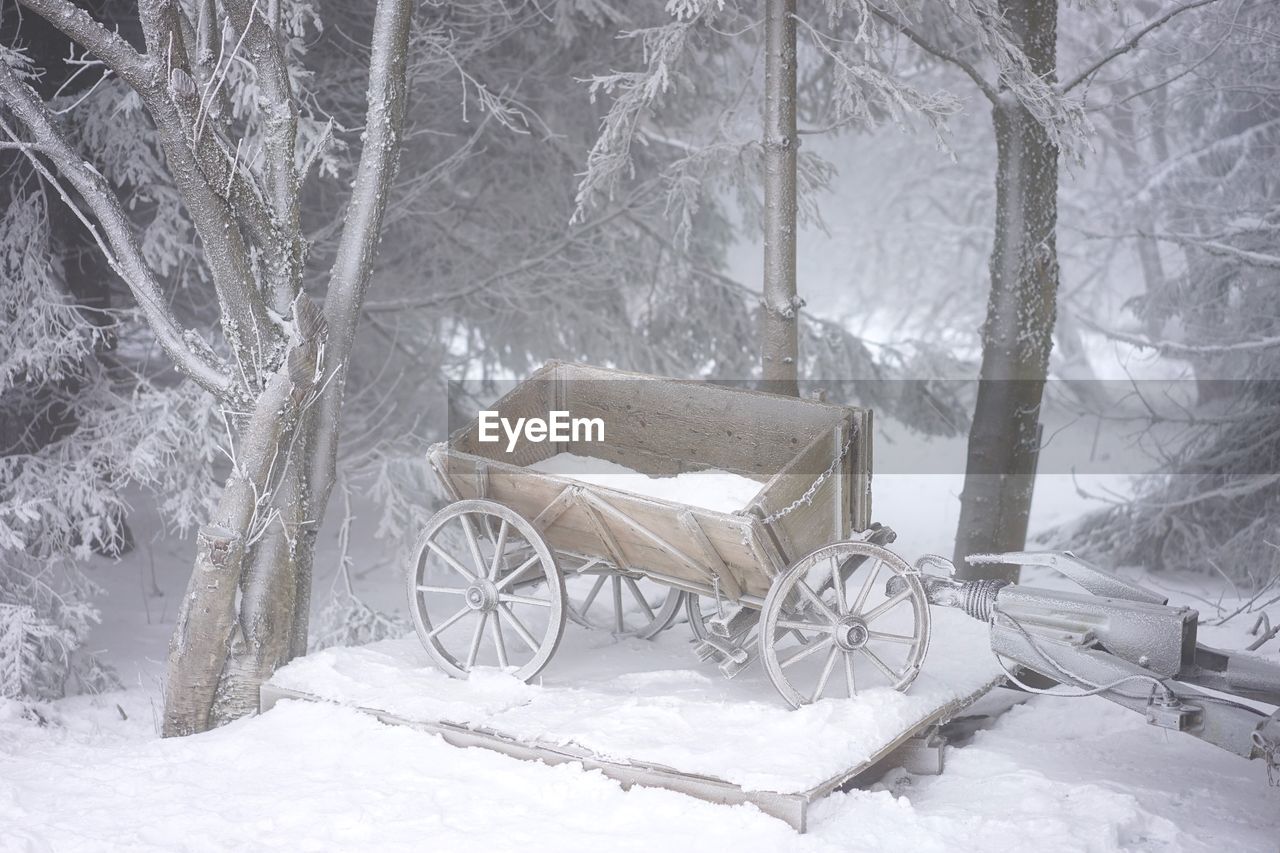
xmin=0 ymin=60 xmax=233 ymax=396
xmin=1061 ymin=0 xmax=1226 ymax=94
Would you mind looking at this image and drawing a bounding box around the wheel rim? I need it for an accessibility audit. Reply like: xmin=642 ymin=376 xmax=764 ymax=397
xmin=407 ymin=500 xmax=565 ymax=681
xmin=565 ymin=566 xmax=684 ymax=639
xmin=685 ymin=594 xmax=716 ymax=642
xmin=759 ymin=541 xmax=930 ymax=708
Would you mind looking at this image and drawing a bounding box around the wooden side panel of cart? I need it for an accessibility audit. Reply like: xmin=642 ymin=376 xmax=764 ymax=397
xmin=438 ymin=360 xmax=874 ymax=595
xmin=432 ymin=447 xmax=781 ymax=599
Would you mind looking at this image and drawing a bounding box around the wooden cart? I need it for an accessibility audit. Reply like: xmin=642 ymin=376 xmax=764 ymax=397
xmin=408 ymin=362 xmax=931 ymax=707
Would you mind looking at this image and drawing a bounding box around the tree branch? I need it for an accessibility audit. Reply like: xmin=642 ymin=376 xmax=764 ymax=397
xmin=1080 ymin=317 xmax=1280 ymax=357
xmin=0 ymin=60 xmax=232 ymax=396
xmin=1060 ymin=0 xmax=1225 ymax=94
xmin=1091 ymin=226 xmax=1280 ymax=271
xmin=1148 ymin=231 xmax=1280 ymax=271
xmin=222 ymin=0 xmax=303 ymax=315
xmin=14 ymin=0 xmax=153 ymax=91
xmin=362 ymin=207 xmax=632 ymax=313
xmin=869 ymin=7 xmax=999 ymax=105
xmin=308 ymin=0 xmax=413 ymax=497
xmin=17 ymin=0 xmax=279 ymax=377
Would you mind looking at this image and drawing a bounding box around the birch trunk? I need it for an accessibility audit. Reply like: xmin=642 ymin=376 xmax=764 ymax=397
xmin=167 ymin=0 xmax=412 ymax=734
xmin=162 ymin=343 xmax=317 ymax=736
xmin=760 ymin=0 xmax=800 ymax=397
xmin=2 ymin=0 xmax=412 ymax=735
xmin=306 ymin=0 xmax=414 ymax=541
xmin=953 ymin=0 xmax=1059 ymax=581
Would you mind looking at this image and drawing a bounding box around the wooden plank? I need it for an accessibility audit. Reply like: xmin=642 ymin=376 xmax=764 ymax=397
xmin=442 ymin=452 xmax=774 ymax=596
xmin=453 ymin=360 xmax=862 ymax=481
xmin=832 ymin=421 xmax=847 ymax=540
xmin=259 ymin=673 xmax=1003 ymax=835
xmin=853 ymin=407 xmax=873 ymax=530
xmin=580 ymin=490 xmax=718 ymax=585
xmin=745 ymin=515 xmax=788 ymax=579
xmin=259 ymin=683 xmax=811 ymax=831
xmin=743 ymin=409 xmax=870 ymax=560
xmin=576 ymin=489 xmax=631 ymax=571
xmin=562 ymin=377 xmax=832 ymax=479
xmin=531 ymin=485 xmax=576 ymax=533
xmin=678 ymin=510 xmax=743 ymax=601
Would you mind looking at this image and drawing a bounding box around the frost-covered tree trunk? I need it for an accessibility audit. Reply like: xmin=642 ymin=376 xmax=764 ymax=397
xmin=760 ymin=0 xmax=799 ymax=396
xmin=167 ymin=0 xmax=413 ymax=734
xmin=0 ymin=0 xmax=412 ymax=734
xmin=953 ymin=0 xmax=1060 ymax=580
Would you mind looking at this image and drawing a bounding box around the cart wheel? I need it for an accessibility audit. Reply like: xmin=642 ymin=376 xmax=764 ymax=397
xmin=565 ymin=566 xmax=684 ymax=639
xmin=407 ymin=499 xmax=565 ymax=681
xmin=685 ymin=594 xmax=715 ymax=641
xmin=759 ymin=541 xmax=930 ymax=708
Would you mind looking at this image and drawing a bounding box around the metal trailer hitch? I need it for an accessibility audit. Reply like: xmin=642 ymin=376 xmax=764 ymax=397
xmin=889 ymin=550 xmax=1280 ymax=781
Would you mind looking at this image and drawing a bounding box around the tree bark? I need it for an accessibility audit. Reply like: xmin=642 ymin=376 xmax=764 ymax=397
xmin=1 ymin=0 xmax=412 ymax=735
xmin=954 ymin=0 xmax=1059 ymax=581
xmin=164 ymin=0 xmax=410 ymax=734
xmin=760 ymin=0 xmax=799 ymax=397
xmin=306 ymin=0 xmax=414 ymax=545
xmin=162 ymin=340 xmax=317 ymax=736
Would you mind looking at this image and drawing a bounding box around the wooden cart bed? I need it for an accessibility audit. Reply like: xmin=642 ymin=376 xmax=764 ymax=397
xmin=431 ymin=361 xmax=873 ymax=602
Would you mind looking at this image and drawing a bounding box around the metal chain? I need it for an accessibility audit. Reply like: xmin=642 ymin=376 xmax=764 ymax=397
xmin=759 ymin=427 xmax=856 ymax=526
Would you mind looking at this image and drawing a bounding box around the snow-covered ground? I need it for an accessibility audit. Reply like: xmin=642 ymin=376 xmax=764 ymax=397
xmin=3 ymin=463 xmax=1278 ymax=851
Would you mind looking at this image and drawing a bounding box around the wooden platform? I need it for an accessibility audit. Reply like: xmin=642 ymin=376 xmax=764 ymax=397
xmin=260 ymin=610 xmax=1001 ymax=832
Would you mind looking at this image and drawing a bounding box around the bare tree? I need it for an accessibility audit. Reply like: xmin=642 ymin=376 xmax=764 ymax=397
xmin=1064 ymin=0 xmax=1280 ymax=587
xmin=761 ymin=0 xmax=799 ymax=396
xmin=950 ymin=0 xmax=1223 ymax=579
xmin=858 ymin=0 xmax=1219 ymax=579
xmin=0 ymin=0 xmax=412 ymax=734
xmin=948 ymin=0 xmax=1064 ymax=577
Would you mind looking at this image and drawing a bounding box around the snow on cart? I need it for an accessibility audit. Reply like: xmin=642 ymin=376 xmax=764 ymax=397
xmin=410 ymin=360 xmax=931 ymax=707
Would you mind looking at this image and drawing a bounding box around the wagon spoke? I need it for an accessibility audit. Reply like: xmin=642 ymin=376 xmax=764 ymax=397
xmin=861 ymin=587 xmax=911 ymax=623
xmin=578 ymin=574 xmax=608 ymax=613
xmin=859 ymin=646 xmax=901 ymax=682
xmin=867 ymin=630 xmax=916 ymax=646
xmin=488 ymin=520 xmax=509 ymax=580
xmin=416 ymin=585 xmax=466 ymax=595
xmin=497 ymin=604 xmax=540 ymax=652
xmin=811 ymin=646 xmax=839 ymax=702
xmin=427 ymin=605 xmax=472 ymax=639
xmin=776 ymin=618 xmax=829 ymax=634
xmin=831 ymin=556 xmax=848 ymax=616
xmin=849 ymin=558 xmax=881 ymax=616
xmin=490 ymin=612 xmax=508 ymax=669
xmin=612 ymin=575 xmax=625 ymax=633
xmin=843 ymin=650 xmax=857 ymax=697
xmin=794 ymin=580 xmax=840 ymax=622
xmin=780 ymin=635 xmax=833 ymax=669
xmin=465 ymin=612 xmax=488 ymax=669
xmin=499 ymin=593 xmax=552 ymax=608
xmin=494 ymin=555 xmax=540 ymax=592
xmin=623 ymin=576 xmax=657 ymax=622
xmin=427 ymin=540 xmax=477 ymax=582
xmin=460 ymin=515 xmax=488 ymax=579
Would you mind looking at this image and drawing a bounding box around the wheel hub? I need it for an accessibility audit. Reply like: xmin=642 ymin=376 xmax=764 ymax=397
xmin=836 ymin=618 xmax=869 ymax=651
xmin=464 ymin=579 xmax=498 ymax=611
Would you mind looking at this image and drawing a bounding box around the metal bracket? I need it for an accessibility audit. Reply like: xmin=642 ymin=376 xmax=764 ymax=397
xmin=1145 ymin=695 xmax=1203 ymax=732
